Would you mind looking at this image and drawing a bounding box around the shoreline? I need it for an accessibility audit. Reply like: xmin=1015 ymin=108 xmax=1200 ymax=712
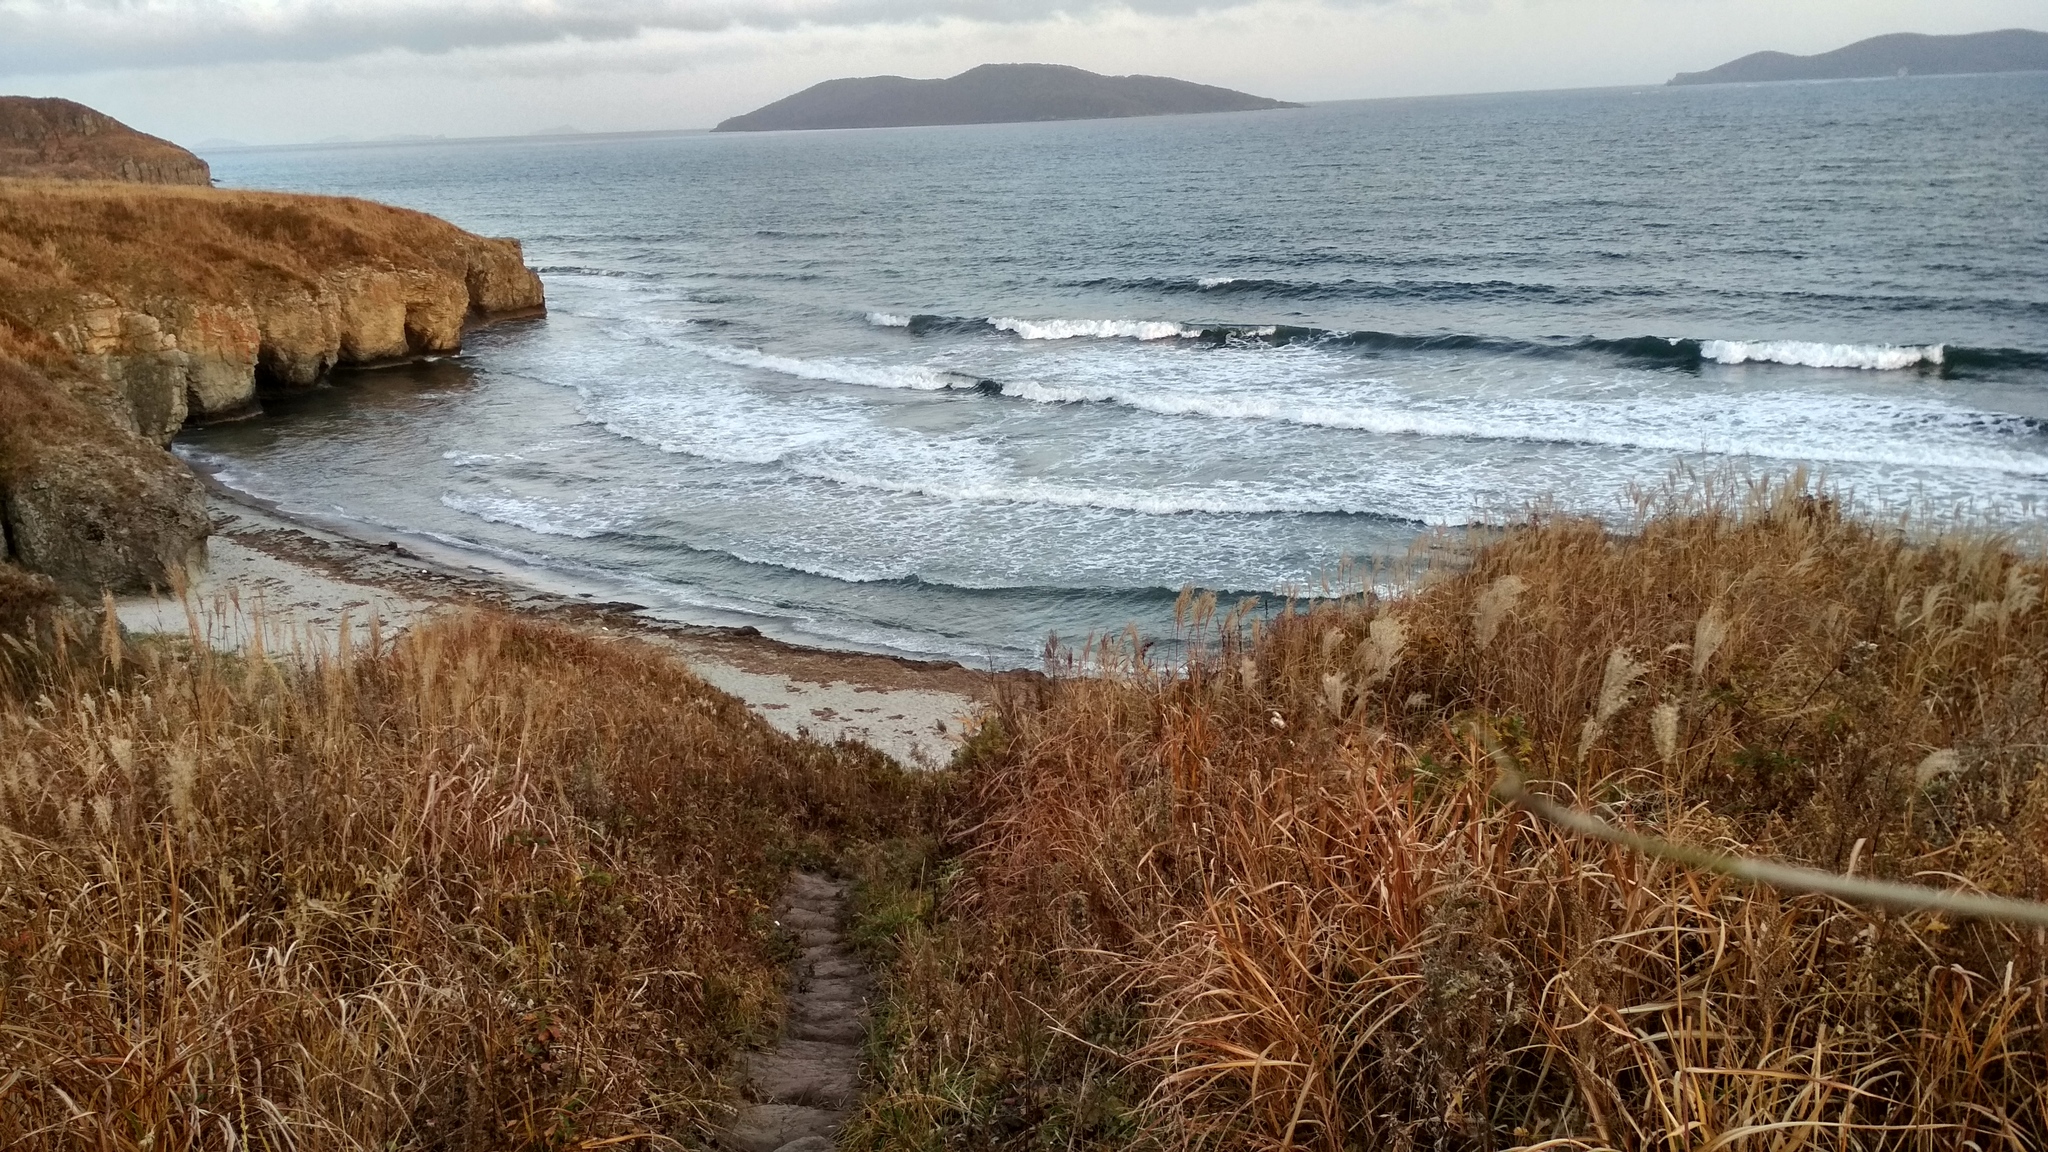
xmin=175 ymin=449 xmax=1043 ymax=669
xmin=118 ymin=482 xmax=1015 ymax=768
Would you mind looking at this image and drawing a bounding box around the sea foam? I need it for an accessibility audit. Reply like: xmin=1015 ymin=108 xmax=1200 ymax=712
xmin=988 ymin=317 xmax=1206 ymax=341
xmin=440 ymin=494 xmax=630 ymax=539
xmin=664 ymin=336 xmax=964 ymax=390
xmin=1698 ymin=340 xmax=1944 ymax=371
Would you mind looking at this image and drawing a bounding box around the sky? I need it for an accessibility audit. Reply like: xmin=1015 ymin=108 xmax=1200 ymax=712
xmin=1 ymin=0 xmax=2042 ymax=144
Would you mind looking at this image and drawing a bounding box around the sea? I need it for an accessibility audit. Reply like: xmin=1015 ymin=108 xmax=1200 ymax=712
xmin=186 ymin=72 xmax=2048 ymax=668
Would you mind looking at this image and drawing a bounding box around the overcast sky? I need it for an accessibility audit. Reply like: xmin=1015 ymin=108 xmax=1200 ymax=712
xmin=1 ymin=0 xmax=2042 ymax=144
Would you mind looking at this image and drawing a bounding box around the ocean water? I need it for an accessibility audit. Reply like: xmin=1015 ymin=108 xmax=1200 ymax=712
xmin=187 ymin=74 xmax=2048 ymax=666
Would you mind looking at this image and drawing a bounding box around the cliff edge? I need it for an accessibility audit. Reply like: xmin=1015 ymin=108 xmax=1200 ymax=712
xmin=0 ymin=179 xmax=545 ymax=596
xmin=0 ymin=97 xmax=213 ymax=185
xmin=714 ymin=63 xmax=1300 ymax=132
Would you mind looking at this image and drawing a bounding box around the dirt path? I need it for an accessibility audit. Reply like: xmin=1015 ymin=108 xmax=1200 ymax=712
xmin=725 ymin=872 xmax=870 ymax=1152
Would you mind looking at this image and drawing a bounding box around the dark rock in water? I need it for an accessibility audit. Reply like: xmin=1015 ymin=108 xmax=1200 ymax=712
xmin=714 ymin=62 xmax=1300 ymax=132
xmin=1670 ymin=28 xmax=2048 ymax=85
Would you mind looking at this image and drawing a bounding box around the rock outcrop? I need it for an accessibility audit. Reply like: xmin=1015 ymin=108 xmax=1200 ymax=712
xmin=0 ymin=176 xmax=545 ymax=595
xmin=0 ymin=96 xmax=212 ymax=185
xmin=0 ymin=357 xmax=209 ymax=597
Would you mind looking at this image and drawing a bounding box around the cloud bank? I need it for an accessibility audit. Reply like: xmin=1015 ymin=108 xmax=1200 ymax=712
xmin=0 ymin=0 xmax=1349 ymax=73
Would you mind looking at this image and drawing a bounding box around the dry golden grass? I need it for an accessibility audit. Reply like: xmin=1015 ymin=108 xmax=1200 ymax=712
xmin=851 ymin=478 xmax=2048 ymax=1150
xmin=0 ymin=178 xmax=512 ymax=345
xmin=0 ymin=608 xmax=935 ymax=1149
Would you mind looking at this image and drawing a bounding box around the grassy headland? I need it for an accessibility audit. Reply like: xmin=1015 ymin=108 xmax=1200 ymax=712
xmin=849 ymin=480 xmax=2048 ymax=1150
xmin=0 ymin=177 xmax=543 ymax=595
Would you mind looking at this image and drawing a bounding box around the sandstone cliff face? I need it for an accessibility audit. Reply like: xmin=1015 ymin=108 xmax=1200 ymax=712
xmin=37 ymin=242 xmax=543 ymax=438
xmin=0 ymin=96 xmax=211 ymax=185
xmin=0 ymin=180 xmax=545 ymax=595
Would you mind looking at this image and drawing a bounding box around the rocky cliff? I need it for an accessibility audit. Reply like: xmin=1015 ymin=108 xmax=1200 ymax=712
xmin=0 ymin=180 xmax=544 ymax=596
xmin=0 ymin=97 xmax=212 ymax=185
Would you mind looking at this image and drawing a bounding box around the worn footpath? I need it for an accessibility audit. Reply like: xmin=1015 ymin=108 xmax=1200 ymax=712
xmin=727 ymin=872 xmax=871 ymax=1152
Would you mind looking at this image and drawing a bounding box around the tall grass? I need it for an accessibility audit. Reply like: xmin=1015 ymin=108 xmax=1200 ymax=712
xmin=852 ymin=478 xmax=2048 ymax=1150
xmin=0 ymin=608 xmax=932 ymax=1149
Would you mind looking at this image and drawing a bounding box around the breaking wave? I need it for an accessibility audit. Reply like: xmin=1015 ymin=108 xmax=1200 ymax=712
xmin=863 ymin=311 xmax=2042 ymax=374
xmin=774 ymin=465 xmax=1384 ymax=518
xmin=989 ymin=316 xmax=1235 ymax=341
xmin=661 ymin=334 xmax=985 ymax=390
xmin=1698 ymin=340 xmax=1943 ymax=371
xmin=986 ymin=383 xmax=2048 ymax=476
xmin=641 ymin=338 xmax=2048 ymax=477
xmin=440 ymin=494 xmax=633 ymax=539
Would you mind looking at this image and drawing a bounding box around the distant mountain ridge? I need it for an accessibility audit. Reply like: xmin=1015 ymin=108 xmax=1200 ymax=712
xmin=1670 ymin=28 xmax=2048 ymax=85
xmin=713 ymin=63 xmax=1300 ymax=132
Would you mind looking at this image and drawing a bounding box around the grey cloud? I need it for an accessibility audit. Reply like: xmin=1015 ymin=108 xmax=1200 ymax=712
xmin=0 ymin=0 xmax=1319 ymax=74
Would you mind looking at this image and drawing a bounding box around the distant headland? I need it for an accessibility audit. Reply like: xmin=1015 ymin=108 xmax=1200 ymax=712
xmin=1670 ymin=28 xmax=2048 ymax=86
xmin=713 ymin=63 xmax=1300 ymax=132
xmin=0 ymin=96 xmax=212 ymax=184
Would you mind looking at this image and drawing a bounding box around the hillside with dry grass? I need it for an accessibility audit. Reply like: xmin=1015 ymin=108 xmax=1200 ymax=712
xmin=849 ymin=479 xmax=2048 ymax=1150
xmin=5 ymin=459 xmax=2047 ymax=1149
xmin=0 ymin=97 xmax=210 ymax=185
xmin=0 ymin=608 xmax=938 ymax=1148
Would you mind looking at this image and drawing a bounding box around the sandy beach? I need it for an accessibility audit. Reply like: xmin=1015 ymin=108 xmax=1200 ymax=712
xmin=117 ymin=493 xmax=999 ymax=768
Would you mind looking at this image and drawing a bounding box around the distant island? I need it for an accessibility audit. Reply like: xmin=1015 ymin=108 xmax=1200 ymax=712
xmin=1670 ymin=28 xmax=2048 ymax=85
xmin=713 ymin=63 xmax=1300 ymax=132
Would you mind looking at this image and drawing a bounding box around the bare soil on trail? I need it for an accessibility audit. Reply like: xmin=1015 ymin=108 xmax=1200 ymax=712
xmin=726 ymin=872 xmax=871 ymax=1152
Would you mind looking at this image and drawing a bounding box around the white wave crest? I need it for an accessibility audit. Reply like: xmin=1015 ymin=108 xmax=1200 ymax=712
xmin=992 ymin=381 xmax=2048 ymax=477
xmin=791 ymin=463 xmax=1352 ymax=517
xmin=441 ymin=494 xmax=630 ymax=539
xmin=665 ymin=337 xmax=961 ymax=390
xmin=1197 ymin=277 xmax=1238 ymax=288
xmin=988 ymin=317 xmax=1203 ymax=341
xmin=866 ymin=312 xmax=912 ymax=327
xmin=1700 ymin=340 xmax=1944 ymax=371
xmin=442 ymin=450 xmax=521 ymax=467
